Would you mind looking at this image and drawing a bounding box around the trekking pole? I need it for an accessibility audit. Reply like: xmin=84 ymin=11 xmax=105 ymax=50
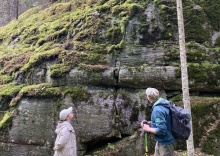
xmin=144 ymin=132 xmax=148 ymax=156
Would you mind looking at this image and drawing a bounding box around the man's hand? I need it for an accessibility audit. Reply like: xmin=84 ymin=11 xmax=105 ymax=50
xmin=141 ymin=120 xmax=156 ymax=134
xmin=141 ymin=120 xmax=148 ymax=127
xmin=142 ymin=123 xmax=151 ymax=132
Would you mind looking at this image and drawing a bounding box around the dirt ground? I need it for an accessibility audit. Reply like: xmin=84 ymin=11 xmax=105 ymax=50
xmin=148 ymin=148 xmax=213 ymax=156
xmin=175 ymin=148 xmax=213 ymax=156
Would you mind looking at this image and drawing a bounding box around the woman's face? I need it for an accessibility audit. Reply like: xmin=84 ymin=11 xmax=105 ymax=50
xmin=67 ymin=113 xmax=74 ymax=120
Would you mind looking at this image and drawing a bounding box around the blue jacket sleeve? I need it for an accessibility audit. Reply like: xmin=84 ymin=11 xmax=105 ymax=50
xmin=152 ymin=108 xmax=167 ymax=135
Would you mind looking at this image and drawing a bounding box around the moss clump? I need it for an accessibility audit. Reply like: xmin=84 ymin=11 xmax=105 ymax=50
xmin=0 ymin=111 xmax=12 ymax=129
xmin=188 ymin=63 xmax=208 ymax=83
xmin=19 ymin=83 xmax=61 ymax=98
xmin=9 ymin=83 xmax=61 ymax=107
xmin=79 ymin=63 xmax=109 ymax=72
xmin=201 ymin=123 xmax=220 ymax=155
xmin=191 ymin=97 xmax=220 ymax=147
xmin=0 ymin=54 xmax=30 ymax=75
xmin=106 ymin=27 xmax=122 ymax=44
xmin=188 ymin=62 xmax=220 ymax=87
xmin=154 ymin=0 xmax=177 ymax=40
xmin=107 ymin=40 xmax=124 ymax=53
xmin=0 ymin=75 xmax=13 ymax=85
xmin=182 ymin=0 xmax=220 ymax=44
xmin=50 ymin=64 xmax=71 ymax=78
xmin=63 ymin=85 xmax=91 ymax=102
xmin=186 ymin=42 xmax=208 ymax=63
xmin=0 ymin=83 xmax=25 ymax=101
xmin=201 ymin=0 xmax=220 ymax=31
xmin=20 ymin=48 xmax=61 ymax=73
xmin=164 ymin=45 xmax=179 ymax=65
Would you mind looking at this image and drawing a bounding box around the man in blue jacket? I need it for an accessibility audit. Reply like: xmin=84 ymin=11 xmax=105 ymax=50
xmin=141 ymin=87 xmax=176 ymax=156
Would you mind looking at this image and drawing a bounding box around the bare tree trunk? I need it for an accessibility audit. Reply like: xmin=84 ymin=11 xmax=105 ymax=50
xmin=15 ymin=0 xmax=19 ymax=19
xmin=176 ymin=0 xmax=195 ymax=155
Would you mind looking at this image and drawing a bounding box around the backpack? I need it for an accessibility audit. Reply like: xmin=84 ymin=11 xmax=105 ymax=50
xmin=160 ymin=102 xmax=191 ymax=140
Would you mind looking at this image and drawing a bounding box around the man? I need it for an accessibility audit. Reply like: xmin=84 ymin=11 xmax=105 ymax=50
xmin=54 ymin=107 xmax=77 ymax=156
xmin=141 ymin=88 xmax=176 ymax=156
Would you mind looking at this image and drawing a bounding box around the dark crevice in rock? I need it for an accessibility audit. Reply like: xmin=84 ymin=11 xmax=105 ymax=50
xmin=113 ymin=68 xmax=119 ymax=85
xmin=84 ymin=137 xmax=122 ymax=154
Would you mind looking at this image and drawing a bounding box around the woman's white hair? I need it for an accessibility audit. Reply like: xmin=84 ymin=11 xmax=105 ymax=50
xmin=146 ymin=88 xmax=159 ymax=100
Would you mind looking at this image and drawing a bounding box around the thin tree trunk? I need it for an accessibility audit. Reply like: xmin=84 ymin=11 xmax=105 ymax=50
xmin=15 ymin=0 xmax=18 ymax=19
xmin=176 ymin=0 xmax=195 ymax=155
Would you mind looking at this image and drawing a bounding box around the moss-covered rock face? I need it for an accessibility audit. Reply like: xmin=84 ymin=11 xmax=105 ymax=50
xmin=202 ymin=122 xmax=220 ymax=155
xmin=183 ymin=0 xmax=220 ymax=44
xmin=189 ymin=97 xmax=220 ymax=155
xmin=0 ymin=0 xmax=219 ymax=88
xmin=0 ymin=0 xmax=145 ymax=83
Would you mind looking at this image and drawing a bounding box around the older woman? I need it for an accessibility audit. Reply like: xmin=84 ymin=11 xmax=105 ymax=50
xmin=53 ymin=107 xmax=77 ymax=156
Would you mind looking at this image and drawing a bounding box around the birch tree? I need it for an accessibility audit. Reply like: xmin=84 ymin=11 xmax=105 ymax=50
xmin=15 ymin=0 xmax=19 ymax=19
xmin=176 ymin=0 xmax=195 ymax=155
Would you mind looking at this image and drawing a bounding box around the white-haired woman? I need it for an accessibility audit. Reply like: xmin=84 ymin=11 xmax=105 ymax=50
xmin=53 ymin=107 xmax=77 ymax=156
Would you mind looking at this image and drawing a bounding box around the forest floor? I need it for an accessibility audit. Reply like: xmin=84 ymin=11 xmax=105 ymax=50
xmin=148 ymin=148 xmax=213 ymax=156
xmin=175 ymin=148 xmax=213 ymax=156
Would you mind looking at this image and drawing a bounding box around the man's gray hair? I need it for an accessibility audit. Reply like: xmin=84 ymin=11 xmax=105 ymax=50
xmin=146 ymin=88 xmax=159 ymax=100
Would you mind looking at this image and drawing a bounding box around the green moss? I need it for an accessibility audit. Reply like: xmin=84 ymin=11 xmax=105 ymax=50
xmin=9 ymin=83 xmax=62 ymax=107
xmin=118 ymin=2 xmax=140 ymax=18
xmin=0 ymin=83 xmax=25 ymax=99
xmin=19 ymin=83 xmax=61 ymax=98
xmin=202 ymin=123 xmax=220 ymax=155
xmin=186 ymin=45 xmax=208 ymax=63
xmin=86 ymin=53 xmax=105 ymax=64
xmin=50 ymin=64 xmax=71 ymax=78
xmin=107 ymin=40 xmax=124 ymax=53
xmin=164 ymin=45 xmax=179 ymax=64
xmin=20 ymin=48 xmax=61 ymax=73
xmin=0 ymin=111 xmax=12 ymax=129
xmin=188 ymin=62 xmax=220 ymax=86
xmin=106 ymin=27 xmax=122 ymax=43
xmin=63 ymin=85 xmax=91 ymax=102
xmin=0 ymin=75 xmax=13 ymax=85
xmin=201 ymin=0 xmax=220 ymax=31
xmin=188 ymin=63 xmax=208 ymax=83
xmin=0 ymin=53 xmax=30 ymax=75
xmin=79 ymin=63 xmax=108 ymax=72
xmin=183 ymin=0 xmax=211 ymax=43
xmin=36 ymin=38 xmax=46 ymax=46
xmin=191 ymin=97 xmax=220 ymax=147
xmin=155 ymin=0 xmax=177 ymax=40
